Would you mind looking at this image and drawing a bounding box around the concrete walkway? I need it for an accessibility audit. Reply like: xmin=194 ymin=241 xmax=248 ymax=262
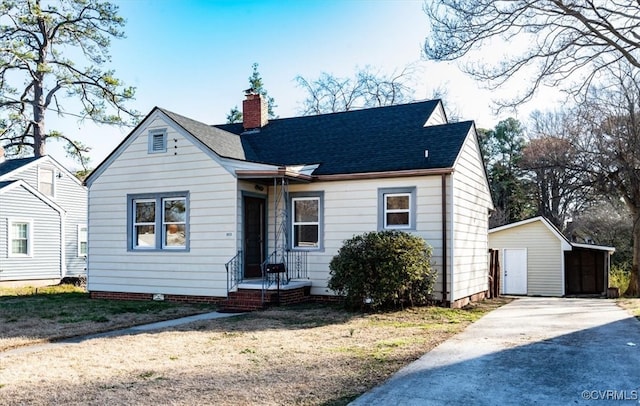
xmin=351 ymin=297 xmax=640 ymax=405
xmin=1 ymin=311 xmax=240 ymax=358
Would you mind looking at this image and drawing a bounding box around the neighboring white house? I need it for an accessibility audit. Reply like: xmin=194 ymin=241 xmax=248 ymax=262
xmin=0 ymin=152 xmax=88 ymax=286
xmin=489 ymin=216 xmax=615 ymax=297
xmin=84 ymin=94 xmax=493 ymax=309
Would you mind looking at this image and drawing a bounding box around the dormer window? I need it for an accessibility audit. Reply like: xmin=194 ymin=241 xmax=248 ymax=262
xmin=148 ymin=129 xmax=167 ymax=153
xmin=38 ymin=167 xmax=54 ymax=197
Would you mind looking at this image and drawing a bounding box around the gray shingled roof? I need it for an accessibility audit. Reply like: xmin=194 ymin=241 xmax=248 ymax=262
xmin=159 ymin=108 xmax=246 ymax=160
xmin=215 ymin=100 xmax=472 ymax=175
xmin=155 ymin=100 xmax=474 ymax=176
xmin=0 ymin=157 xmax=39 ymax=177
xmin=0 ymin=180 xmax=17 ymax=190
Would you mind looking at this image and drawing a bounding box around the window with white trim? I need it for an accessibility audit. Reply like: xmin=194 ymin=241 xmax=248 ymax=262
xmin=378 ymin=187 xmax=416 ymax=230
xmin=148 ymin=129 xmax=167 ymax=153
xmin=290 ymin=192 xmax=324 ymax=250
xmin=78 ymin=224 xmax=88 ymax=257
xmin=128 ymin=192 xmax=189 ymax=251
xmin=38 ymin=167 xmax=54 ymax=196
xmin=9 ymin=219 xmax=32 ymax=257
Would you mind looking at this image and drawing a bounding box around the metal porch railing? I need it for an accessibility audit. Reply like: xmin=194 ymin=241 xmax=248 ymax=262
xmin=260 ymin=250 xmax=308 ymax=303
xmin=225 ymin=250 xmax=243 ymax=293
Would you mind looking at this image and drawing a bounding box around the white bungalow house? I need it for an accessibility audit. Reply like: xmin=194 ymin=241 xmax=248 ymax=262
xmin=0 ymin=151 xmax=87 ymax=286
xmin=84 ymin=94 xmax=493 ymax=309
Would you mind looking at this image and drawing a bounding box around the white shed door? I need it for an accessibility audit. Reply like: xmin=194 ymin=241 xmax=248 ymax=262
xmin=503 ymin=248 xmax=527 ymax=295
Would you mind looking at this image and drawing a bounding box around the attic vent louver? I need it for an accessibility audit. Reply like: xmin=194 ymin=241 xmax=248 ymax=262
xmin=152 ymin=134 xmax=164 ymax=151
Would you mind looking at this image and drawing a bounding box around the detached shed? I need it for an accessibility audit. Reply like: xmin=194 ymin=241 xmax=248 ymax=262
xmin=489 ymin=217 xmax=614 ymax=297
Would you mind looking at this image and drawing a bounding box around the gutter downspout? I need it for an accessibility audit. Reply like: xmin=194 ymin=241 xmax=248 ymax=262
xmin=441 ymin=174 xmax=447 ymax=305
xmin=60 ymin=212 xmax=66 ymax=280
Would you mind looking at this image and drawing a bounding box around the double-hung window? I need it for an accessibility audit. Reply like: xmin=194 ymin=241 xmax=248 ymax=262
xmin=78 ymin=224 xmax=88 ymax=257
xmin=38 ymin=167 xmax=55 ymax=197
xmin=9 ymin=219 xmax=32 ymax=257
xmin=128 ymin=192 xmax=189 ymax=251
xmin=378 ymin=187 xmax=416 ymax=230
xmin=290 ymin=192 xmax=324 ymax=250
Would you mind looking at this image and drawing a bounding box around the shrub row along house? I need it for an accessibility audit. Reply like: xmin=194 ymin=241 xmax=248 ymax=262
xmin=84 ymin=93 xmax=493 ymax=309
xmin=0 ymin=151 xmax=87 ymax=286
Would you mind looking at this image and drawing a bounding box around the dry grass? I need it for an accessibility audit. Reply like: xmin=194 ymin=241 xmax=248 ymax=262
xmin=0 ymin=294 xmax=510 ymax=406
xmin=0 ymin=285 xmax=213 ymax=351
xmin=617 ymin=298 xmax=640 ymax=319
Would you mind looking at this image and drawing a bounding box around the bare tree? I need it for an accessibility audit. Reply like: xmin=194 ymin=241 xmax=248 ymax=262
xmin=0 ymin=0 xmax=138 ymax=168
xmin=522 ymin=111 xmax=593 ymax=229
xmin=566 ymin=199 xmax=632 ymax=269
xmin=572 ymin=64 xmax=640 ymax=295
xmin=423 ymin=1 xmax=640 ymax=108
xmin=295 ymin=66 xmax=416 ymax=115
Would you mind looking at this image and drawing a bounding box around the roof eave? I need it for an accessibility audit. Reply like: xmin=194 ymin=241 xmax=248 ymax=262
xmin=314 ymin=167 xmax=454 ymax=181
xmin=235 ymin=168 xmax=313 ymax=183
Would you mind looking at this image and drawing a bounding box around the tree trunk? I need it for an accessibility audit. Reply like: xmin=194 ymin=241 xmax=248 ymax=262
xmin=624 ymin=211 xmax=640 ymax=296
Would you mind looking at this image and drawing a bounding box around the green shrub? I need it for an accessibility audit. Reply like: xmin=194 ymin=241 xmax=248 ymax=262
xmin=610 ymin=264 xmax=631 ymax=295
xmin=328 ymin=230 xmax=436 ymax=311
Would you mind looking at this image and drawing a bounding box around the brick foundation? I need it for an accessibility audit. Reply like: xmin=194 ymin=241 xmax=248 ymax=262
xmin=90 ymin=289 xmax=489 ymax=311
xmin=90 ymin=291 xmax=225 ymax=305
xmin=448 ymin=290 xmax=488 ymax=309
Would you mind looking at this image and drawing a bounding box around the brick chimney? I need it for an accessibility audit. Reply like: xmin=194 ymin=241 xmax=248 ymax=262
xmin=0 ymin=145 xmax=5 ymax=164
xmin=242 ymin=91 xmax=268 ymax=130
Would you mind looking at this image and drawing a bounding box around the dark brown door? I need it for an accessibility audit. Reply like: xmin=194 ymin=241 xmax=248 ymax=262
xmin=243 ymin=196 xmax=266 ymax=278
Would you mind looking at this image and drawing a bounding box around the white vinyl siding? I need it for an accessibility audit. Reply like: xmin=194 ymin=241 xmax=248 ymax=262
xmin=0 ymin=184 xmax=62 ymax=281
xmin=489 ymin=220 xmax=565 ymax=296
xmin=87 ymin=113 xmax=237 ymax=297
xmin=0 ymin=156 xmax=87 ymax=278
xmin=450 ymin=128 xmax=493 ymax=302
xmin=268 ymin=177 xmax=445 ymax=298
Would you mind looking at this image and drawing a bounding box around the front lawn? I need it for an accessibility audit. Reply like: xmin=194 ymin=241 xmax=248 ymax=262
xmin=0 ymin=284 xmax=213 ymax=351
xmin=0 ymin=284 xmax=510 ymax=405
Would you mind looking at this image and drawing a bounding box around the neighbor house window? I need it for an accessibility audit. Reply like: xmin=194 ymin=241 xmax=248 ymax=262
xmin=127 ymin=192 xmax=189 ymax=251
xmin=9 ymin=219 xmax=32 ymax=257
xmin=378 ymin=187 xmax=416 ymax=230
xmin=289 ymin=192 xmax=324 ymax=250
xmin=148 ymin=129 xmax=167 ymax=153
xmin=78 ymin=224 xmax=88 ymax=257
xmin=38 ymin=167 xmax=54 ymax=196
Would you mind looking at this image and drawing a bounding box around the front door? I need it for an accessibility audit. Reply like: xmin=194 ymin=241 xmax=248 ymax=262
xmin=503 ymin=248 xmax=527 ymax=295
xmin=243 ymin=196 xmax=266 ymax=278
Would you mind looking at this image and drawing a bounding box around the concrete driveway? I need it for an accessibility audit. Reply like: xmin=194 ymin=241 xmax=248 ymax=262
xmin=351 ymin=297 xmax=640 ymax=405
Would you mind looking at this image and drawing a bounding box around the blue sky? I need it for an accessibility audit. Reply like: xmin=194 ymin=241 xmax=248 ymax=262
xmin=45 ymin=0 xmax=545 ymax=170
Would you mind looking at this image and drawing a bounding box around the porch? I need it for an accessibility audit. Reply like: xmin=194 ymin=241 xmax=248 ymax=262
xmin=222 ymin=279 xmax=313 ymax=312
xmin=224 ymin=248 xmax=312 ymax=311
xmin=224 ymin=172 xmax=315 ymax=311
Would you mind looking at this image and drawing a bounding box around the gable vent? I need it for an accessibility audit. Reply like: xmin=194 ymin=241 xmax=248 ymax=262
xmin=152 ymin=133 xmax=165 ymax=151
